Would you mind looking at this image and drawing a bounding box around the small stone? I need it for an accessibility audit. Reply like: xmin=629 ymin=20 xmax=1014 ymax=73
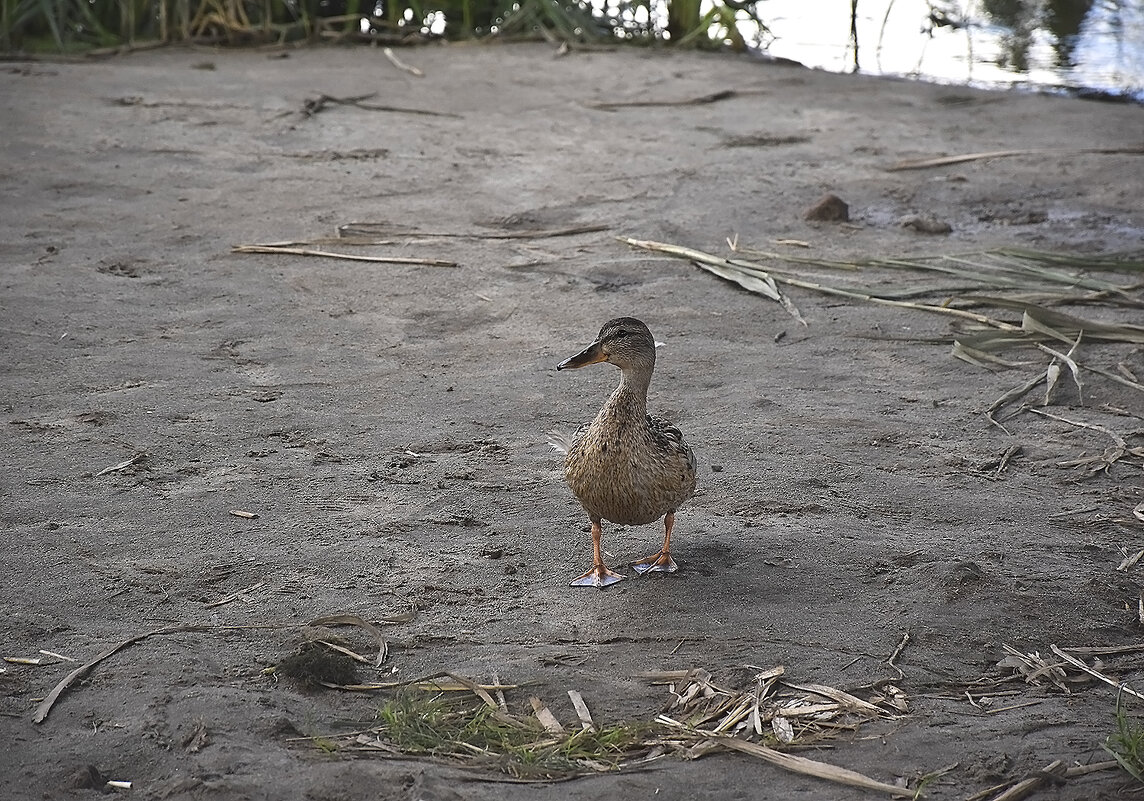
xmin=710 ymin=464 xmax=724 ymax=473
xmin=804 ymin=193 xmax=849 ymax=222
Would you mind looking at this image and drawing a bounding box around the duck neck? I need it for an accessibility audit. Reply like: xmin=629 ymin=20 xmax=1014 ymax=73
xmin=606 ymin=366 xmax=651 ymax=417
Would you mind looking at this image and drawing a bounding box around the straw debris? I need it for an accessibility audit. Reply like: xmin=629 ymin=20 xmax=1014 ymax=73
xmin=996 ymin=645 xmax=1072 ymax=692
xmin=32 ymin=609 xmax=416 ymax=723
xmin=621 ymin=236 xmax=1144 ymax=438
xmin=994 ymin=643 xmax=1144 ymax=702
xmin=331 ymin=666 xmax=911 ymax=794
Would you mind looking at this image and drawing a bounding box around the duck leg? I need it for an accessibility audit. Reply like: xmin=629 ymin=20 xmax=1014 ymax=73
xmin=570 ymin=519 xmax=625 ymax=588
xmin=632 ymin=511 xmax=680 ymax=574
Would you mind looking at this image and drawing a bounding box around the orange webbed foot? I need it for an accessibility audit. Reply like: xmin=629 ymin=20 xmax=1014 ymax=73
xmin=570 ymin=564 xmax=626 ymax=588
xmin=631 ymin=551 xmax=678 ymax=575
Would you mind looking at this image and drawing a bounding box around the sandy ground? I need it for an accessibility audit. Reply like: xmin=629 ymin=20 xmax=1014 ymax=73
xmin=2 ymin=41 xmax=1144 ymax=800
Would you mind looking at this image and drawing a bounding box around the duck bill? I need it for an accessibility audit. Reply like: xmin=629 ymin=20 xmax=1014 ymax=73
xmin=557 ymin=341 xmax=607 ymax=370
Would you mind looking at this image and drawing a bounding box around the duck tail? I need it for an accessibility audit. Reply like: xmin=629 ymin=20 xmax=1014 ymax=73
xmin=546 ymin=430 xmax=574 ymax=455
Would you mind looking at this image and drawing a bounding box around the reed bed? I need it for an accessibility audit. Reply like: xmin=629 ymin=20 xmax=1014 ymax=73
xmin=1 ymin=0 xmax=769 ymax=51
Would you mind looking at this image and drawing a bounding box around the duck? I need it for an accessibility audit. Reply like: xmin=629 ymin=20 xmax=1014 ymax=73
xmin=551 ymin=317 xmax=697 ymax=589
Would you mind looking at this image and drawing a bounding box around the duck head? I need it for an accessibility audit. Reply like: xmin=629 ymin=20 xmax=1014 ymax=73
xmin=556 ymin=317 xmax=657 ymax=373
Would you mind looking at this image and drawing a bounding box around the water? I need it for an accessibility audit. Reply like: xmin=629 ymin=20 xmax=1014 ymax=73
xmin=755 ymin=0 xmax=1144 ymax=101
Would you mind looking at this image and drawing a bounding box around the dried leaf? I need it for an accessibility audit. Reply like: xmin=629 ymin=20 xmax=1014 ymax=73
xmin=35 ymin=624 xmax=210 ymax=723
xmin=1044 ymin=361 xmax=1061 ymax=405
xmin=771 ymin=716 xmax=795 ymax=744
xmin=782 ymin=681 xmax=885 ymax=715
xmin=1022 ymin=306 xmax=1144 ymax=344
xmin=618 ymin=237 xmax=805 ymax=325
xmin=998 ymin=644 xmax=1069 ymax=692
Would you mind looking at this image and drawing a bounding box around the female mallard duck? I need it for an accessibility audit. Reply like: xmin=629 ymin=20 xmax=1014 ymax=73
xmin=552 ymin=317 xmax=697 ymax=589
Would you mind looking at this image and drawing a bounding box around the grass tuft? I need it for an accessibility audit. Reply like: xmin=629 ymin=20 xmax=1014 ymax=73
xmin=370 ymin=691 xmax=651 ymax=778
xmin=1104 ymin=698 xmax=1144 ymax=784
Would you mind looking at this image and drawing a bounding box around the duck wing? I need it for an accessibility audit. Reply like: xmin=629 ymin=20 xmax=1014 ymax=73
xmin=647 ymin=414 xmax=692 ymax=459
